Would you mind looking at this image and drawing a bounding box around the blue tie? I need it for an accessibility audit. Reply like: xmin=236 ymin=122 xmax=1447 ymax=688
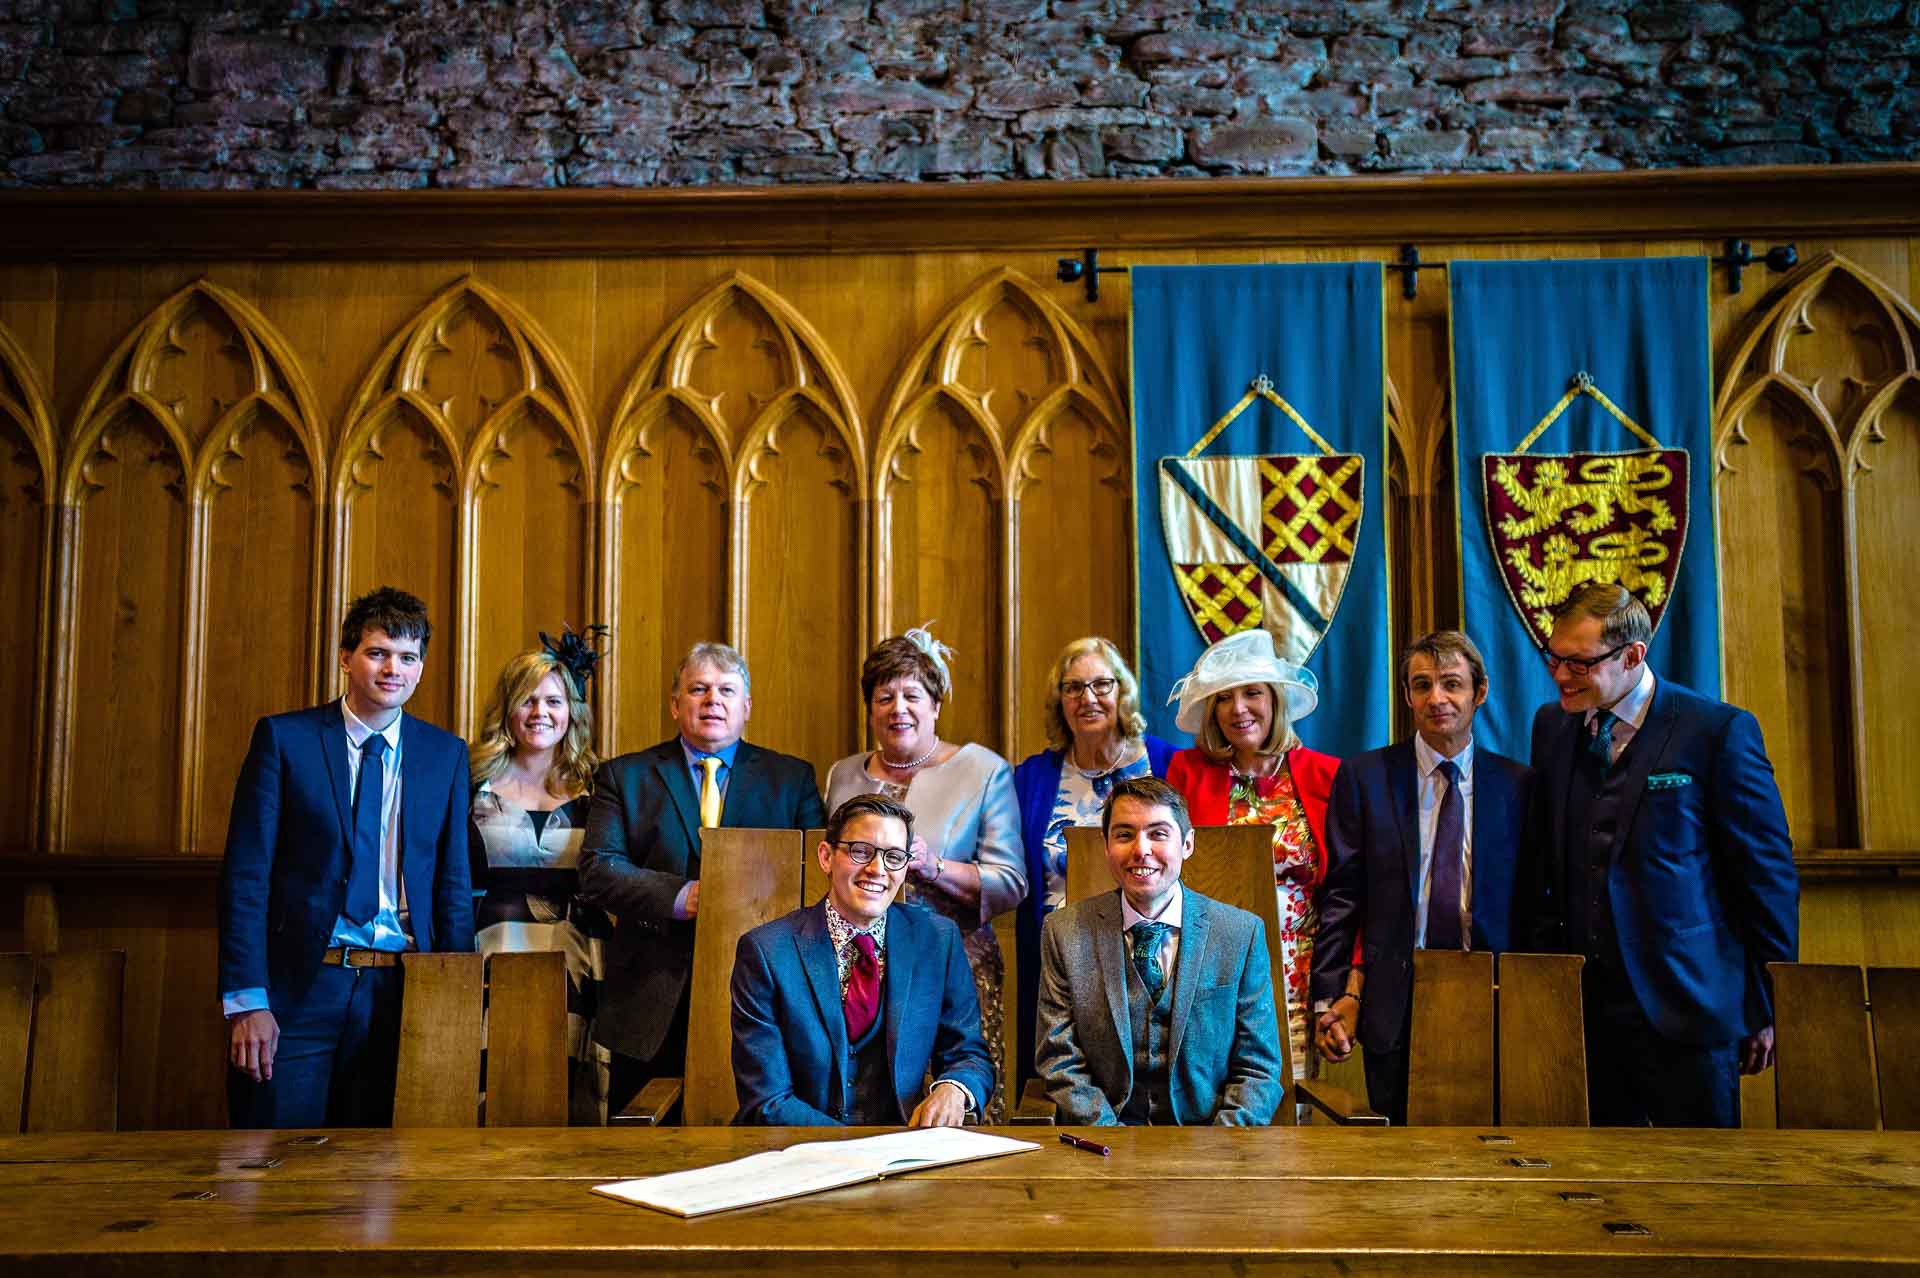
xmin=345 ymin=734 xmax=388 ymax=924
xmin=1586 ymin=710 xmax=1618 ymax=770
xmin=1130 ymin=920 xmax=1172 ymax=1002
xmin=1427 ymin=759 xmax=1465 ymax=951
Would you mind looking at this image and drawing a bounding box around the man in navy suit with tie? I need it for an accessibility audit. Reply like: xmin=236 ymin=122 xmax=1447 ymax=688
xmin=1311 ymin=630 xmax=1533 ymax=1127
xmin=579 ymin=642 xmax=827 ymax=1114
xmin=730 ymin=794 xmax=993 ymax=1125
xmin=1527 ymin=583 xmax=1797 ymax=1127
xmin=219 ymin=586 xmax=475 ymax=1129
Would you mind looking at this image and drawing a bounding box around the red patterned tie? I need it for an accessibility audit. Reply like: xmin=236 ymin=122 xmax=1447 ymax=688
xmin=844 ymin=932 xmax=880 ymax=1041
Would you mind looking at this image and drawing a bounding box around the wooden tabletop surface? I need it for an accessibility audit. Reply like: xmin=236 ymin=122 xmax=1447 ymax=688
xmin=4 ymin=1126 xmax=1917 ymax=1275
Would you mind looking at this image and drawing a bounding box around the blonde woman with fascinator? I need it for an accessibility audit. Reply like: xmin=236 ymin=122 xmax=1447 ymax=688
xmin=1164 ymin=629 xmax=1339 ymax=1083
xmin=824 ymin=625 xmax=1027 ymax=1121
xmin=468 ymin=627 xmax=609 ymax=1123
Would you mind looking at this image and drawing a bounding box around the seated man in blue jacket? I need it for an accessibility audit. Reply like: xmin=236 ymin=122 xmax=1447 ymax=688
xmin=731 ymin=794 xmax=994 ymax=1126
xmin=1035 ymin=776 xmax=1284 ymax=1125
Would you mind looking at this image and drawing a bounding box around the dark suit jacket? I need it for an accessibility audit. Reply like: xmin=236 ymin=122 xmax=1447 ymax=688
xmin=1526 ymin=678 xmax=1799 ymax=1045
xmin=1035 ymin=887 xmax=1284 ymax=1126
xmin=1310 ymin=739 xmax=1534 ymax=1053
xmin=218 ymin=701 xmax=475 ymax=1000
xmin=730 ymin=900 xmax=994 ymax=1125
xmin=578 ymin=738 xmax=826 ymax=1062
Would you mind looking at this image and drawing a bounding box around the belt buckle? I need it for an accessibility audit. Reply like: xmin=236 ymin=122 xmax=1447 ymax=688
xmin=341 ymin=946 xmax=368 ymax=969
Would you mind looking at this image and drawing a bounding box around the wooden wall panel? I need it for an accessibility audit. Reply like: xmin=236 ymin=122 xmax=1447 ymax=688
xmin=0 ymin=325 xmax=53 ymax=853
xmin=59 ymin=411 xmax=188 ymax=853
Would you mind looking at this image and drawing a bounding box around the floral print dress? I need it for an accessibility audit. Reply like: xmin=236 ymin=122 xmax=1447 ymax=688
xmin=1227 ymin=757 xmax=1319 ymax=1081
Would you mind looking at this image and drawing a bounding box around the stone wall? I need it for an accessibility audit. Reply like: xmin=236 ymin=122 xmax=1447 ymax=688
xmin=2 ymin=0 xmax=1916 ymax=189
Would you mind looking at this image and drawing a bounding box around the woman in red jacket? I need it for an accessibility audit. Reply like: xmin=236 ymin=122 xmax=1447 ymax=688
xmin=1165 ymin=629 xmax=1338 ymax=1083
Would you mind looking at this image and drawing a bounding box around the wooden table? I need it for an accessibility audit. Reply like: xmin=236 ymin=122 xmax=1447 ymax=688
xmin=4 ymin=1126 xmax=1918 ymax=1274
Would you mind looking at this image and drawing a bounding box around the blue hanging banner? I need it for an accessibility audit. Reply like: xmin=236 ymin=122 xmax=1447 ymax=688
xmin=1130 ymin=263 xmax=1391 ymax=759
xmin=1449 ymin=257 xmax=1720 ymax=760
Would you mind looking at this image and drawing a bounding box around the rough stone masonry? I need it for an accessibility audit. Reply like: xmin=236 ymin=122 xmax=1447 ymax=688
xmin=1 ymin=0 xmax=1916 ymax=189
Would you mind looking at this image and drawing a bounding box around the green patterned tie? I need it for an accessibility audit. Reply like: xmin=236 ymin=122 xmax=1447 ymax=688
xmin=1587 ymin=709 xmax=1619 ymax=770
xmin=1130 ymin=920 xmax=1173 ymax=1001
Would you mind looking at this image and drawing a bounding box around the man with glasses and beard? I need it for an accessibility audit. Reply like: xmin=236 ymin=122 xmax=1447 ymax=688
xmin=1527 ymin=583 xmax=1797 ymax=1127
xmin=730 ymin=795 xmax=993 ymax=1126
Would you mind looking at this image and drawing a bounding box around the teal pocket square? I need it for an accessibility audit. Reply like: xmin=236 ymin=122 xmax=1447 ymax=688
xmin=1647 ymin=771 xmax=1693 ymax=790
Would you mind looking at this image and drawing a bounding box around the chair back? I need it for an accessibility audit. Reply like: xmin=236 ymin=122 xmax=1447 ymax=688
xmin=1770 ymin=961 xmax=1879 ymax=1130
xmin=801 ymin=827 xmax=827 ymax=907
xmin=394 ymin=952 xmax=484 ymax=1127
xmin=1063 ymin=825 xmax=1107 ymax=905
xmin=1407 ymin=948 xmax=1494 ymax=1125
xmin=1869 ymin=967 xmax=1920 ymax=1131
xmin=683 ymin=827 xmax=805 ymax=1126
xmin=485 ymin=950 xmax=569 ymax=1127
xmin=24 ymin=951 xmax=124 ymax=1132
xmin=0 ymin=954 xmax=33 ymax=1132
xmin=1495 ymin=952 xmax=1588 ymax=1126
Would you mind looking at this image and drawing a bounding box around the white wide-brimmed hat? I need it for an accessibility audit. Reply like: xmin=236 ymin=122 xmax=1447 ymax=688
xmin=1166 ymin=629 xmax=1319 ymax=734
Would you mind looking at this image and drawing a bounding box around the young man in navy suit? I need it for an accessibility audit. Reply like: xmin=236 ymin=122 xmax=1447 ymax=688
xmin=1311 ymin=630 xmax=1534 ymax=1127
xmin=579 ymin=642 xmax=828 ymax=1115
xmin=730 ymin=794 xmax=993 ymax=1126
xmin=1527 ymin=583 xmax=1797 ymax=1127
xmin=219 ymin=586 xmax=474 ymax=1129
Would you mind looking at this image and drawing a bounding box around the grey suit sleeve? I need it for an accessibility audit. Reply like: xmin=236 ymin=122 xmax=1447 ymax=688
xmin=1034 ymin=913 xmax=1119 ymax=1126
xmin=1214 ymin=921 xmax=1285 ymax=1126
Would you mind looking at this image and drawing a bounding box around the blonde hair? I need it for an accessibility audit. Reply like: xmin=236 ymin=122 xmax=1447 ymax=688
xmin=469 ymin=649 xmax=599 ymax=799
xmin=1197 ymin=682 xmax=1299 ymax=761
xmin=1042 ymin=636 xmax=1147 ymax=752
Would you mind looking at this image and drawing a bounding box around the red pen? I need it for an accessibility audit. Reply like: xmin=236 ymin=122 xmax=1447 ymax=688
xmin=1059 ymin=1132 xmax=1110 ymax=1156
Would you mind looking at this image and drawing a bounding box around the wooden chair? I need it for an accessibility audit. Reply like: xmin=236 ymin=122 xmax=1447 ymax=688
xmin=1022 ymin=824 xmax=1302 ymax=1124
xmin=484 ymin=950 xmax=569 ymax=1127
xmin=1299 ymin=949 xmax=1586 ymax=1127
xmin=0 ymin=951 xmax=125 ymax=1133
xmin=393 ymin=952 xmax=484 ymax=1127
xmin=1769 ymin=961 xmax=1920 ymax=1131
xmin=619 ymin=827 xmax=804 ymax=1126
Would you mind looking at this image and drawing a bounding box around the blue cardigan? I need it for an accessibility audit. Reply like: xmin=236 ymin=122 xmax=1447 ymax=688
xmin=1010 ymin=734 xmax=1177 ymax=1086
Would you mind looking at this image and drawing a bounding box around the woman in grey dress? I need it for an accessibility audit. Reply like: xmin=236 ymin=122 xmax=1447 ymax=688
xmin=824 ymin=626 xmax=1026 ymax=1121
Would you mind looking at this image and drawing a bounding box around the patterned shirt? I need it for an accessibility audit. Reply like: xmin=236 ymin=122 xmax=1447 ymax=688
xmin=823 ymin=900 xmax=888 ymax=995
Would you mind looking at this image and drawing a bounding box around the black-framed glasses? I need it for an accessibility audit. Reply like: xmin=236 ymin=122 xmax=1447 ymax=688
xmin=1060 ymin=676 xmax=1118 ymax=699
xmin=1542 ymin=641 xmax=1629 ymax=678
xmin=835 ymin=840 xmax=912 ymax=872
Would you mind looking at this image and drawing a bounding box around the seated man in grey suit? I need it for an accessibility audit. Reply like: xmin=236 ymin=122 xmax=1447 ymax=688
xmin=731 ymin=794 xmax=994 ymax=1126
xmin=1035 ymin=776 xmax=1284 ymax=1125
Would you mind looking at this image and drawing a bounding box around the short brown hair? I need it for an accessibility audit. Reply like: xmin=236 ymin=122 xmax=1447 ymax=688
xmin=1102 ymin=776 xmax=1192 ymax=840
xmin=860 ymin=635 xmax=949 ymax=706
xmin=340 ymin=586 xmax=430 ymax=653
xmin=1399 ymin=629 xmax=1488 ymax=693
xmin=826 ymin=793 xmax=915 ymax=847
xmin=1553 ymin=583 xmax=1652 ymax=649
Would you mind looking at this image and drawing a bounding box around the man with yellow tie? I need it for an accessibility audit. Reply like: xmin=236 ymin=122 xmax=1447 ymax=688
xmin=580 ymin=641 xmax=827 ymax=1116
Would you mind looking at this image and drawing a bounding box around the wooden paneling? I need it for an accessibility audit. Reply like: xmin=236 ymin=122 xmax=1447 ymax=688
xmin=0 ymin=172 xmax=1911 ymax=1130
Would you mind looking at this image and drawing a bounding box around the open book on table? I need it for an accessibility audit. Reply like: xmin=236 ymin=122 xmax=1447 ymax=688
xmin=592 ymin=1127 xmax=1041 ymax=1218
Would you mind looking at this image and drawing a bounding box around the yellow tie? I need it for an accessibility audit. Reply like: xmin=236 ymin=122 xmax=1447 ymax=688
xmin=699 ymin=755 xmax=723 ymax=829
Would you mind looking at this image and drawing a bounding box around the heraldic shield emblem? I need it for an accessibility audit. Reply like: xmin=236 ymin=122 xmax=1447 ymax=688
xmin=1159 ymin=376 xmax=1363 ymax=665
xmin=1482 ymin=373 xmax=1690 ymax=647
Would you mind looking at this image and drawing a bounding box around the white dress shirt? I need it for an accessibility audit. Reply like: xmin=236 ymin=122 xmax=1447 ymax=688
xmin=1586 ymin=663 xmax=1656 ymax=766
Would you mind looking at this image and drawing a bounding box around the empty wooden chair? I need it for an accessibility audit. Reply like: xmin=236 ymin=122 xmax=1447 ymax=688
xmin=1495 ymin=952 xmax=1588 ymax=1126
xmin=1405 ymin=948 xmax=1496 ymax=1126
xmin=1766 ymin=960 xmax=1920 ymax=1131
xmin=393 ymin=952 xmax=484 ymax=1127
xmin=0 ymin=953 xmax=33 ymax=1132
xmin=1869 ymin=967 xmax=1920 ymax=1131
xmin=485 ymin=950 xmax=569 ymax=1127
xmin=620 ymin=827 xmax=804 ymax=1126
xmin=23 ymin=950 xmax=125 ymax=1133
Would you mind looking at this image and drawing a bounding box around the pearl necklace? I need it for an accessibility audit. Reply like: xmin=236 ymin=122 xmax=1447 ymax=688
xmin=875 ymin=737 xmax=941 ymax=772
xmin=1069 ymin=741 xmax=1131 ymax=779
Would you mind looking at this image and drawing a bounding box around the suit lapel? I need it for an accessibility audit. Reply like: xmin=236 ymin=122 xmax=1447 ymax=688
xmin=1385 ymin=740 xmax=1421 ymax=903
xmin=721 ymin=744 xmax=764 ymax=828
xmin=398 ymin=715 xmax=438 ymax=935
xmin=653 ymin=745 xmax=701 ymax=857
xmin=318 ymin=701 xmax=352 ymax=847
xmin=882 ymin=904 xmax=917 ymax=1095
xmin=794 ymin=903 xmax=850 ymax=1075
xmin=1608 ymin=679 xmax=1679 ymax=862
xmin=1168 ymin=888 xmax=1209 ymax=1068
xmin=1090 ymin=892 xmax=1132 ymax=1093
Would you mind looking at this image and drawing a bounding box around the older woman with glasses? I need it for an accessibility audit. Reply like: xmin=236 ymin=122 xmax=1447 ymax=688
xmin=1165 ymin=629 xmax=1339 ymax=1085
xmin=824 ymin=626 xmax=1026 ymax=1120
xmin=1011 ymin=636 xmax=1175 ymax=1088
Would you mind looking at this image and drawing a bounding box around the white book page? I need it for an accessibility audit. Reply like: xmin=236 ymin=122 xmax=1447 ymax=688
xmin=798 ymin=1127 xmax=1040 ymax=1176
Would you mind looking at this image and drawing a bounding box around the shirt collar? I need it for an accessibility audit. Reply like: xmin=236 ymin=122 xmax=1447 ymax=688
xmin=1121 ymin=881 xmax=1184 ymax=931
xmin=680 ymin=737 xmax=741 ymax=771
xmin=1412 ymin=731 xmax=1473 ymax=780
xmin=1591 ymin=662 xmax=1655 ymax=732
xmin=341 ymin=699 xmax=402 ymax=755
xmin=824 ymin=899 xmax=887 ymax=949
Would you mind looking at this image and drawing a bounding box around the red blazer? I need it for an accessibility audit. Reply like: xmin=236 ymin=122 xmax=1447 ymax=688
xmin=1166 ymin=745 xmax=1341 ymax=887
